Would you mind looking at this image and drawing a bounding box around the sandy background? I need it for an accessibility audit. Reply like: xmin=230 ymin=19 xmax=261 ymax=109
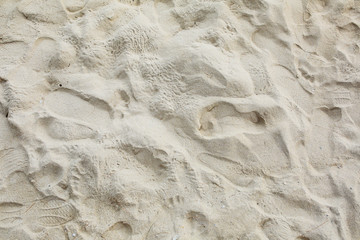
xmin=1 ymin=0 xmax=360 ymax=239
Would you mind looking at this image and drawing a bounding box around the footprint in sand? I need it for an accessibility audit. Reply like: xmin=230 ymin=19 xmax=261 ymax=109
xmin=102 ymin=221 xmax=133 ymax=240
xmin=69 ymin=157 xmax=98 ymax=198
xmin=156 ymin=196 xmax=210 ymax=239
xmin=31 ymin=162 xmax=64 ymax=191
xmin=0 ymin=172 xmax=75 ymax=229
xmin=0 ymin=197 xmax=76 ymax=228
xmin=18 ymin=0 xmax=67 ymax=24
xmin=0 ymin=105 xmax=21 ymax=150
xmin=25 ymin=37 xmax=57 ymax=72
xmin=173 ymin=209 xmax=210 ymax=239
xmin=127 ymin=146 xmax=170 ymax=182
xmin=0 ymin=147 xmax=29 ymax=184
xmin=198 ymin=101 xmax=266 ymax=137
xmin=0 ymin=113 xmax=30 ymax=186
xmin=45 ymin=90 xmax=112 ymax=129
xmin=39 ymin=116 xmax=97 ymax=141
xmin=184 ymin=211 xmax=209 ymax=237
xmin=61 ymin=0 xmax=88 ymax=12
xmin=197 ymin=153 xmax=259 ymax=187
xmin=0 ymin=41 xmax=28 ymax=76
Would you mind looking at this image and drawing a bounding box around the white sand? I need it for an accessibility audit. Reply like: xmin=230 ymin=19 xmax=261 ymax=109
xmin=1 ymin=0 xmax=360 ymax=239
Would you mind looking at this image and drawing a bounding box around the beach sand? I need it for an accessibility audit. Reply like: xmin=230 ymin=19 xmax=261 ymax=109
xmin=0 ymin=0 xmax=360 ymax=239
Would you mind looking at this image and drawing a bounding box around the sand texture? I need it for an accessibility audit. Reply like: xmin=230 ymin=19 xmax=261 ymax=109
xmin=1 ymin=0 xmax=360 ymax=239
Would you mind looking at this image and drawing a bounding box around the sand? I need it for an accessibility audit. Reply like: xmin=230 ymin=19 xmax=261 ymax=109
xmin=0 ymin=0 xmax=360 ymax=239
